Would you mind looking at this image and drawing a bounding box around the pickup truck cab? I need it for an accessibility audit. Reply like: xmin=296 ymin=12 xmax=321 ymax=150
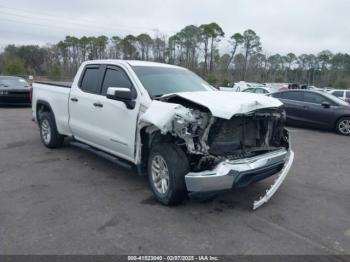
xmin=32 ymin=60 xmax=294 ymax=209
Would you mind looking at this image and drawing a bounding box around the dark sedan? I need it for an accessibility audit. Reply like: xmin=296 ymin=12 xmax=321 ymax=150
xmin=271 ymin=90 xmax=350 ymax=135
xmin=0 ymin=76 xmax=31 ymax=106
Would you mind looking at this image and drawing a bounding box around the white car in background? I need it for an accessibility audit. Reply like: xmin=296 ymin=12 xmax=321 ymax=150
xmin=265 ymin=83 xmax=289 ymax=91
xmin=327 ymin=89 xmax=350 ymax=104
xmin=242 ymin=86 xmax=275 ymax=94
xmin=220 ymin=81 xmax=266 ymax=92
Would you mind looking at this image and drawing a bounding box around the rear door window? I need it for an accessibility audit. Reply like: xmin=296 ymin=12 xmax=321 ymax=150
xmin=304 ymin=92 xmax=328 ymax=104
xmin=80 ymin=66 xmax=101 ymax=94
xmin=332 ymin=91 xmax=344 ymax=98
xmin=346 ymin=91 xmax=350 ymax=98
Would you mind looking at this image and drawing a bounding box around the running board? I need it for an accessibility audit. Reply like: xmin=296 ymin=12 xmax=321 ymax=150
xmin=69 ymin=140 xmax=140 ymax=173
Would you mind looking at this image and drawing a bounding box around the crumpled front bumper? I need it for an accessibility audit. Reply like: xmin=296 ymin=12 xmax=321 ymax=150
xmin=185 ymin=148 xmax=294 ymax=209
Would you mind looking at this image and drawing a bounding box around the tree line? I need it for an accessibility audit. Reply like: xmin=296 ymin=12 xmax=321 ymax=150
xmin=0 ymin=23 xmax=349 ymax=88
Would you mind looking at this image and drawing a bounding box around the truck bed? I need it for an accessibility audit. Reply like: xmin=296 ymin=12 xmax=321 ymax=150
xmin=32 ymin=81 xmax=72 ymax=136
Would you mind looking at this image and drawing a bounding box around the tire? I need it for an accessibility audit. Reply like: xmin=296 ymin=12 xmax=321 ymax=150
xmin=39 ymin=111 xmax=64 ymax=148
xmin=147 ymin=143 xmax=189 ymax=205
xmin=336 ymin=117 xmax=350 ymax=136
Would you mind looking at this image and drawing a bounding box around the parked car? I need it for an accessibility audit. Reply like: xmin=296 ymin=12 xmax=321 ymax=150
xmin=242 ymin=86 xmax=273 ymax=94
xmin=0 ymin=76 xmax=31 ymax=105
xmin=32 ymin=60 xmax=294 ymax=209
xmin=271 ymin=90 xmax=350 ymax=135
xmin=265 ymin=83 xmax=289 ymax=91
xmin=327 ymin=89 xmax=350 ymax=104
xmin=220 ymin=81 xmax=265 ymax=92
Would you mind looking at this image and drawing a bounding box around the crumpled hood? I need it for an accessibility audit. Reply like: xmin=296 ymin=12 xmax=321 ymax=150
xmin=172 ymin=91 xmax=283 ymax=119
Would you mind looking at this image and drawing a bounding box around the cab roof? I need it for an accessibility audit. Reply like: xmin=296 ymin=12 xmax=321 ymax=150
xmin=84 ymin=59 xmax=184 ymax=69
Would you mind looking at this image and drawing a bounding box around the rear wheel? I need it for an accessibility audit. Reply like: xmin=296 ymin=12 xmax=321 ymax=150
xmin=336 ymin=117 xmax=350 ymax=136
xmin=39 ymin=111 xmax=64 ymax=148
xmin=148 ymin=143 xmax=189 ymax=205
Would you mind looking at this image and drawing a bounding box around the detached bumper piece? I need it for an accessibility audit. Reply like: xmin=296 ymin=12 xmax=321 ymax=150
xmin=185 ymin=148 xmax=294 ymax=209
xmin=253 ymin=150 xmax=294 ymax=210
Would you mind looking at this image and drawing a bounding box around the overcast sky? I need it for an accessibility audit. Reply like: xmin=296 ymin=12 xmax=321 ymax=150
xmin=0 ymin=0 xmax=349 ymax=55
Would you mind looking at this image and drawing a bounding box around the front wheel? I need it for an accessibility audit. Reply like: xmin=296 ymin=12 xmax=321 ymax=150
xmin=336 ymin=117 xmax=350 ymax=136
xmin=148 ymin=143 xmax=189 ymax=205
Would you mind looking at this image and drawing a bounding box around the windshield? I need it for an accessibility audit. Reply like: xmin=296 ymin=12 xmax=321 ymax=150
xmin=132 ymin=66 xmax=213 ymax=97
xmin=0 ymin=77 xmax=29 ymax=89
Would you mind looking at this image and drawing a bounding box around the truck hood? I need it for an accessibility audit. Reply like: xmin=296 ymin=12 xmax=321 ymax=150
xmin=139 ymin=91 xmax=283 ymax=133
xmin=170 ymin=91 xmax=283 ymax=119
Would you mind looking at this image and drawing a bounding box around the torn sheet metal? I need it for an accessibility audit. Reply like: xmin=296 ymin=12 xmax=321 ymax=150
xmin=138 ymin=100 xmax=192 ymax=134
xmin=253 ymin=150 xmax=295 ymax=210
xmin=173 ymin=91 xmax=283 ymax=119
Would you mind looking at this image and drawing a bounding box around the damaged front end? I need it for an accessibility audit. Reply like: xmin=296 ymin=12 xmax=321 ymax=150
xmin=138 ymin=97 xmax=294 ymax=209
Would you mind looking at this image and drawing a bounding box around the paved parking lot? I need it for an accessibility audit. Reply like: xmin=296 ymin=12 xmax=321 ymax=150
xmin=0 ymin=107 xmax=349 ymax=255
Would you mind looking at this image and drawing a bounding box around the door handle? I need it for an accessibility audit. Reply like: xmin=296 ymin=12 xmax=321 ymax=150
xmin=302 ymin=105 xmax=309 ymax=109
xmin=93 ymin=102 xmax=103 ymax=108
xmin=70 ymin=97 xmax=78 ymax=102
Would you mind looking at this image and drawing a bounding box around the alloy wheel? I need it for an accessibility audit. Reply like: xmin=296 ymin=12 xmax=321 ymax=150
xmin=338 ymin=119 xmax=350 ymax=135
xmin=151 ymin=155 xmax=170 ymax=194
xmin=41 ymin=119 xmax=51 ymax=144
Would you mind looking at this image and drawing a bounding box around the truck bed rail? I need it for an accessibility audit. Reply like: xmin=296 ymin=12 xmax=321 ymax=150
xmin=34 ymin=81 xmax=72 ymax=88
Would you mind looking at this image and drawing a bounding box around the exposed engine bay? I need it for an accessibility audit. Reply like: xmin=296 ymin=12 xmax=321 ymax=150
xmin=138 ymin=94 xmax=289 ymax=173
xmin=169 ymin=107 xmax=288 ymax=172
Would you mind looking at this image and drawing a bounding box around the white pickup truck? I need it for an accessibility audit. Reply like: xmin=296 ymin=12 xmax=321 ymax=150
xmin=32 ymin=60 xmax=294 ymax=209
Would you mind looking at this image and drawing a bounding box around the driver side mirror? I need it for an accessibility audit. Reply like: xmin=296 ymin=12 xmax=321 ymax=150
xmin=106 ymin=87 xmax=135 ymax=109
xmin=321 ymin=101 xmax=331 ymax=108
